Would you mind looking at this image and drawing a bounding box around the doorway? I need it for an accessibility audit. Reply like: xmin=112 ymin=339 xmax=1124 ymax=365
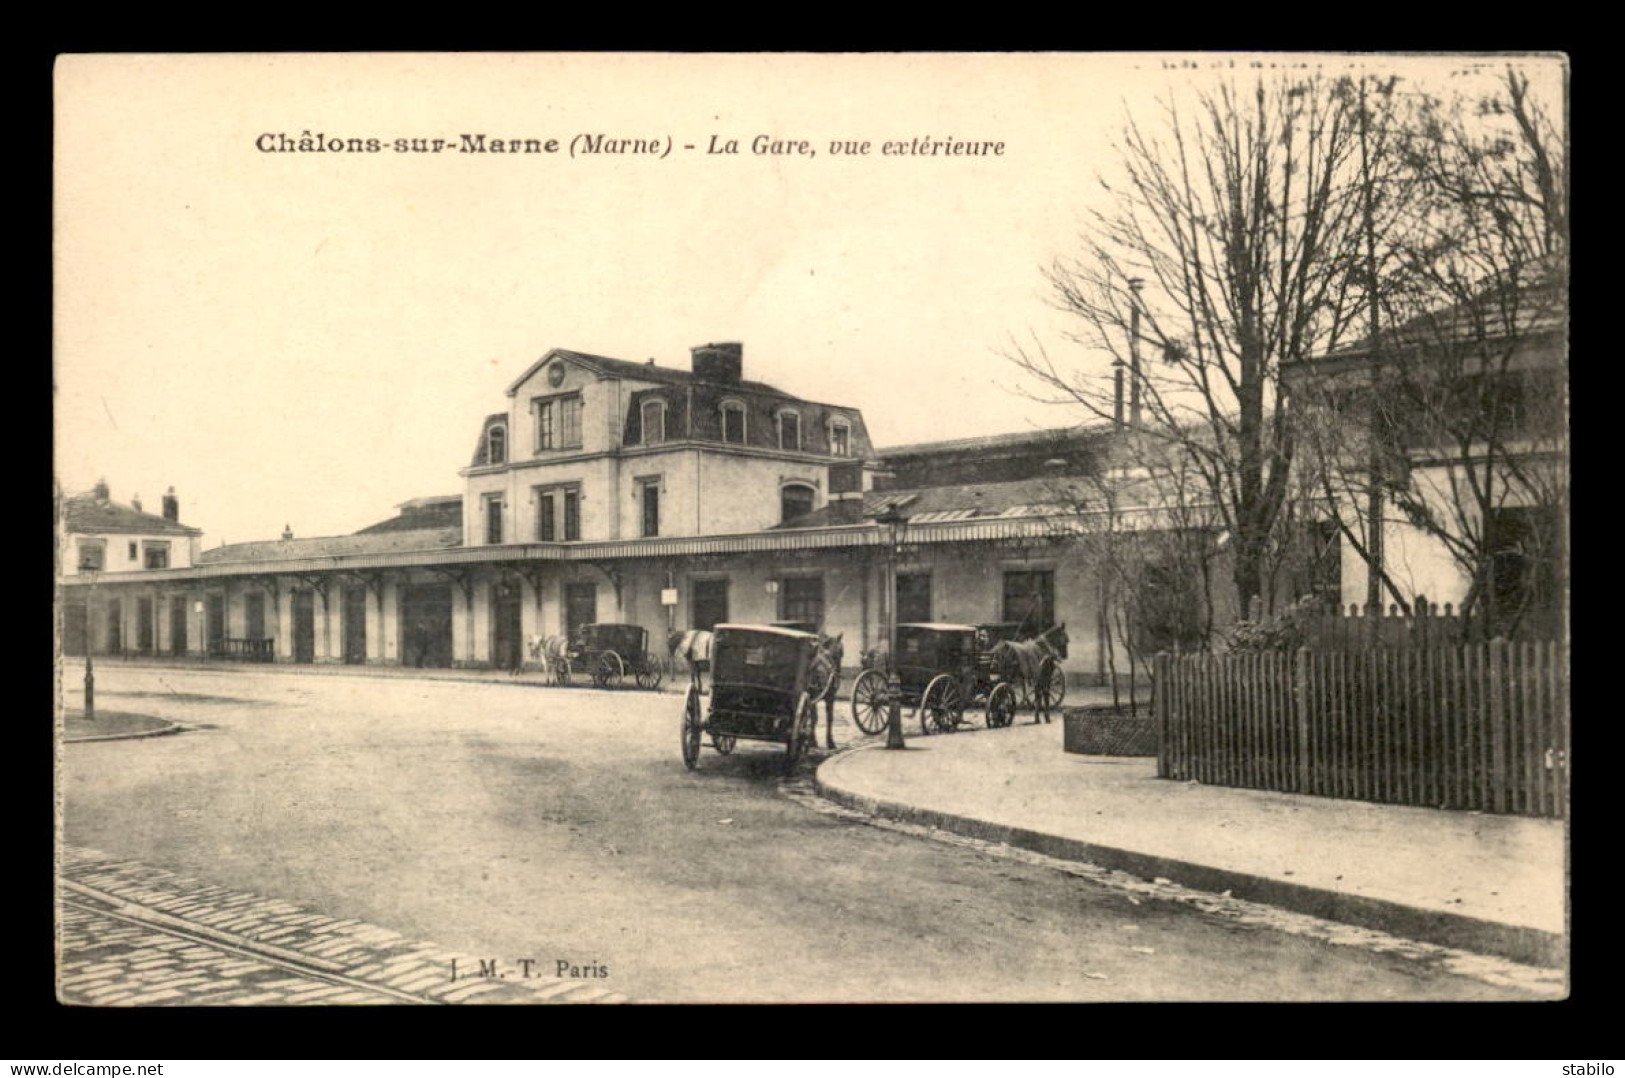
xmin=170 ymin=595 xmax=188 ymax=654
xmin=565 ymin=582 xmax=598 ymax=642
xmin=136 ymin=597 xmax=155 ymax=654
xmin=399 ymin=583 xmax=455 ymax=668
xmin=106 ymin=598 xmax=122 ymax=654
xmin=692 ymin=578 xmax=729 ymax=630
xmin=492 ymin=580 xmax=524 ymax=672
xmin=207 ymin=594 xmax=225 ymax=655
xmin=343 ymin=586 xmax=368 ymax=664
xmin=292 ymin=590 xmax=316 ymax=663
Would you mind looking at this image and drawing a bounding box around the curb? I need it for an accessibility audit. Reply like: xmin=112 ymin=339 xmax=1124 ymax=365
xmin=63 ymin=720 xmax=186 ymax=744
xmin=814 ymin=746 xmax=1565 ymax=970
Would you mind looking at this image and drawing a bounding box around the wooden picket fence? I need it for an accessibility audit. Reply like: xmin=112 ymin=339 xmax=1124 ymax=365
xmin=1155 ymin=639 xmax=1569 ymax=819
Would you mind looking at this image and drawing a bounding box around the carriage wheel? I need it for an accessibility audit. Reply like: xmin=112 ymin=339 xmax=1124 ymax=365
xmin=986 ymin=683 xmax=1016 ymax=729
xmin=551 ymin=657 xmax=573 ymax=686
xmin=681 ymin=687 xmax=703 ymax=770
xmin=1045 ymin=661 xmax=1067 ymax=707
xmin=636 ymin=660 xmax=663 ymax=691
xmin=850 ymin=669 xmax=890 ymax=735
xmin=713 ymin=734 xmax=736 ymax=755
xmin=936 ymin=676 xmax=967 ymax=732
xmin=1031 ymin=657 xmax=1060 ymax=720
xmin=921 ymin=674 xmax=962 ymax=735
xmin=594 ymin=651 xmax=625 ymax=689
xmin=786 ymin=691 xmax=817 ymax=772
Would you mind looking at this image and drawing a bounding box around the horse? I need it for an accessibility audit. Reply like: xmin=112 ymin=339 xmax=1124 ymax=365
xmin=667 ymin=628 xmax=714 ymax=683
xmin=528 ymin=634 xmax=571 ymax=678
xmin=809 ymin=632 xmax=844 ymax=750
xmin=988 ymin=622 xmax=1069 ymax=724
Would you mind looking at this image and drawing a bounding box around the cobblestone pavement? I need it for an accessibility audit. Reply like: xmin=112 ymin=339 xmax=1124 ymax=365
xmin=57 ymin=847 xmax=631 ymax=1005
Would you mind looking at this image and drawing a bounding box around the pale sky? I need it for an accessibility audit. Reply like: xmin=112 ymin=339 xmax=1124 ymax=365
xmin=53 ymin=52 xmax=1565 ymax=547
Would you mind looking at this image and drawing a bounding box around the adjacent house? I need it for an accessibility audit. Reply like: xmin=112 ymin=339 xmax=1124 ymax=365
xmin=58 ymin=481 xmax=204 ymax=656
xmin=1283 ymin=270 xmax=1567 ymax=637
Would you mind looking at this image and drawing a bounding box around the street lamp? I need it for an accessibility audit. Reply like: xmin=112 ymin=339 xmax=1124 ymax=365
xmin=873 ymin=504 xmax=910 ymax=750
xmin=79 ymin=565 xmax=97 ymax=720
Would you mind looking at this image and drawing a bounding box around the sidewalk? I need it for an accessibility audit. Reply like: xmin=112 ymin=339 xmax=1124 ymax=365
xmin=815 ymin=720 xmax=1567 ymax=968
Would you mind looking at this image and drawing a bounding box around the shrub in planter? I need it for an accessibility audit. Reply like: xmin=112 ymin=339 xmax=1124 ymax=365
xmin=1063 ymin=703 xmax=1157 ymax=756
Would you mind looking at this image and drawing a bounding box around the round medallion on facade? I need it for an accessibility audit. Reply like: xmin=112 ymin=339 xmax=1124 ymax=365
xmin=548 ymin=362 xmax=566 ymax=387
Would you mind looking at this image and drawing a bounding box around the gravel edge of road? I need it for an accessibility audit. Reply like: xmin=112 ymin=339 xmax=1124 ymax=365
xmin=786 ymin=751 xmax=1567 ymax=999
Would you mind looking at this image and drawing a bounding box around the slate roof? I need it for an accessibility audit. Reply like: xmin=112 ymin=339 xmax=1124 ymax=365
xmin=198 ymin=527 xmax=462 ymax=565
xmin=62 ymin=492 xmax=201 ymax=537
xmin=354 ymin=496 xmax=463 ymax=534
xmin=623 ymin=383 xmax=872 ymax=456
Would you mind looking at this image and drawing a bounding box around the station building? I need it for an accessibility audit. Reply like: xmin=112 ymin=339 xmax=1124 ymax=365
xmin=57 ymin=341 xmax=1208 ymax=684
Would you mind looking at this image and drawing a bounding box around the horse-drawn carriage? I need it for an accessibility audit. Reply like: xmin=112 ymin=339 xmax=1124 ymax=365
xmin=681 ymin=624 xmax=825 ymax=773
xmin=974 ymin=622 xmax=1068 ymax=709
xmin=850 ymin=621 xmax=1069 ymax=735
xmin=550 ymin=622 xmax=664 ymax=690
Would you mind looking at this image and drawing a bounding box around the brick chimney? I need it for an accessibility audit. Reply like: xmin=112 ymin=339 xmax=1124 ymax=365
xmin=162 ymin=486 xmax=179 ymax=523
xmin=691 ymin=342 xmax=743 ymax=385
xmin=282 ymin=524 xmax=294 ymax=540
xmin=131 ymin=493 xmax=143 ymax=513
xmin=93 ymin=478 xmax=110 ymax=502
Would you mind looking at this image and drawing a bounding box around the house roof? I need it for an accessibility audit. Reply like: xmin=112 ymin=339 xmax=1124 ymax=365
xmin=199 ymin=527 xmax=461 ymax=565
xmin=62 ymin=492 xmax=201 ymax=537
xmin=1308 ymin=271 xmax=1567 ymax=365
xmin=354 ymin=496 xmax=464 ymax=535
xmin=506 ymin=347 xmax=792 ymax=398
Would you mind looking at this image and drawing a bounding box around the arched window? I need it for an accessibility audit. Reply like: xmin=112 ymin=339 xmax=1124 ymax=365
xmin=720 ymin=400 xmax=746 ymax=444
xmin=777 ymin=409 xmax=801 ymax=451
xmin=488 ymin=424 xmax=507 ymax=465
xmin=642 ymin=400 xmax=666 ymax=445
xmin=781 ymin=482 xmax=816 ymax=524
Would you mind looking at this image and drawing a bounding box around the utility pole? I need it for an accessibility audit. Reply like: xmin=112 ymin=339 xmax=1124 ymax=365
xmin=1358 ymin=78 xmax=1386 ymax=611
xmin=1128 ymin=277 xmax=1145 ymax=429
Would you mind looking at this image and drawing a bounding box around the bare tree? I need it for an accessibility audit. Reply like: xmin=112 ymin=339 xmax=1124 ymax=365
xmin=1040 ymin=434 xmax=1218 ymax=706
xmin=1010 ymin=74 xmax=1384 ymax=622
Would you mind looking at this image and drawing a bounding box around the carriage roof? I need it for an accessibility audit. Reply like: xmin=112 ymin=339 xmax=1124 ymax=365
xmin=712 ymin=623 xmax=819 ymax=640
xmin=579 ymin=623 xmax=648 ymax=646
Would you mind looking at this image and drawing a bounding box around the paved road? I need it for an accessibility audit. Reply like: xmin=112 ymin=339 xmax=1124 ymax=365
xmin=58 ymin=665 xmax=1546 ymax=1002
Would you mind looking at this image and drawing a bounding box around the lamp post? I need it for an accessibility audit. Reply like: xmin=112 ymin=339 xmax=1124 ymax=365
xmin=874 ymin=504 xmax=910 ymax=749
xmin=79 ymin=566 xmax=97 ymax=720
